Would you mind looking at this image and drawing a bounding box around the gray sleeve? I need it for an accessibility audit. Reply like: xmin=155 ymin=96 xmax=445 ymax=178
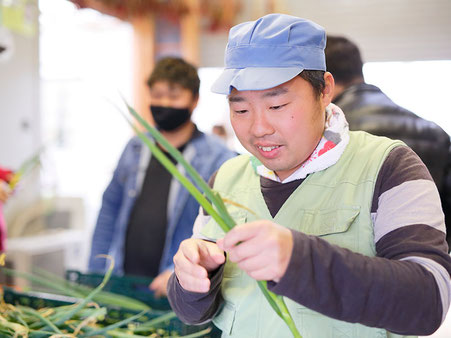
xmin=267 ymin=230 xmax=445 ymax=336
xmin=266 ymin=147 xmax=451 ymax=336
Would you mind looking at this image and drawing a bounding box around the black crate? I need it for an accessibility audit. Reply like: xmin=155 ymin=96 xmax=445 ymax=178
xmin=2 ymin=287 xmax=220 ymax=337
xmin=65 ymin=270 xmax=171 ymax=311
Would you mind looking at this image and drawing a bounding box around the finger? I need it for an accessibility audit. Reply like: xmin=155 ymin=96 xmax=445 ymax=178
xmin=221 ymin=222 xmax=261 ymax=250
xmin=154 ymin=286 xmax=167 ymax=298
xmin=149 ymin=274 xmax=163 ymax=290
xmin=245 ymin=266 xmax=276 ymax=281
xmin=180 ymin=240 xmax=201 ymax=265
xmin=149 ymin=280 xmax=157 ymax=290
xmin=203 ymin=240 xmax=224 ymax=257
xmin=176 ymin=271 xmax=211 ymax=293
xmin=227 ymin=237 xmax=262 ymax=263
xmin=199 ymin=241 xmax=225 ymax=267
xmin=216 ymin=238 xmax=224 ymax=250
xmin=153 ymin=282 xmax=166 ymax=298
xmin=237 ymin=255 xmax=267 ymax=274
xmin=174 ymin=252 xmax=208 ymax=279
xmin=213 ymin=251 xmax=226 ymax=265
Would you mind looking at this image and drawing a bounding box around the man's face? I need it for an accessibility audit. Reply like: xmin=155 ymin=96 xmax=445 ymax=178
xmin=149 ymin=80 xmax=198 ymax=110
xmin=229 ymin=75 xmax=332 ymax=181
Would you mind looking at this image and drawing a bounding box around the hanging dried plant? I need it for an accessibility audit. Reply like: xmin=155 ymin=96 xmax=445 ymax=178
xmin=69 ymin=0 xmax=241 ymax=30
xmin=69 ymin=0 xmax=189 ymax=20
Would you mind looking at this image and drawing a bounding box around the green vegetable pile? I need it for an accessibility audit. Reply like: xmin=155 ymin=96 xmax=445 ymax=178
xmin=0 ymin=256 xmax=211 ymax=337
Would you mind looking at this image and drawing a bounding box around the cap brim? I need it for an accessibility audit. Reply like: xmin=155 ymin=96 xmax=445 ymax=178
xmin=211 ymin=67 xmax=304 ymax=95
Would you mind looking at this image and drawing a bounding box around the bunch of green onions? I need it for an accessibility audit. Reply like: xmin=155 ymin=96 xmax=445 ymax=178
xmin=0 ymin=256 xmax=149 ymax=337
xmin=1 ymin=256 xmax=212 ymax=337
xmin=1 ymin=267 xmax=150 ymax=312
xmin=120 ymin=101 xmax=302 ymax=338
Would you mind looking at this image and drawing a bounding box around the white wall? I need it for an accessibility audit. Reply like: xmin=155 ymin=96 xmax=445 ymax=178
xmin=0 ymin=15 xmax=41 ymax=221
xmin=286 ymin=0 xmax=451 ymax=62
xmin=0 ymin=32 xmax=40 ymax=169
xmin=200 ymin=0 xmax=451 ymax=67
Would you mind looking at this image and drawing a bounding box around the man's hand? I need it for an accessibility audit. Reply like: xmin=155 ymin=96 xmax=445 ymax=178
xmin=173 ymin=238 xmax=225 ymax=293
xmin=149 ymin=269 xmax=173 ymax=298
xmin=217 ymin=220 xmax=293 ymax=283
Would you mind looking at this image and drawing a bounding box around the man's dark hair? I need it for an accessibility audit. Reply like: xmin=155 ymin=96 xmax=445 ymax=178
xmin=147 ymin=57 xmax=200 ymax=97
xmin=325 ymin=36 xmax=364 ymax=86
xmin=299 ymin=70 xmax=325 ymax=98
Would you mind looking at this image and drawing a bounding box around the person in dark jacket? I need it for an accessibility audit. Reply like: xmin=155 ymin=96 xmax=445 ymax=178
xmin=325 ymin=35 xmax=451 ymax=249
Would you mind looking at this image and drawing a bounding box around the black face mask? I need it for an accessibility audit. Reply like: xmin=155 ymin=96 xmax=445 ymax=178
xmin=150 ymin=105 xmax=191 ymax=131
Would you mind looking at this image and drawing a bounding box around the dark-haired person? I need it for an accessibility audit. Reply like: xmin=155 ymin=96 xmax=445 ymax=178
xmin=325 ymin=35 xmax=451 ymax=250
xmin=88 ymin=57 xmax=236 ymax=296
xmin=167 ymin=14 xmax=451 ymax=337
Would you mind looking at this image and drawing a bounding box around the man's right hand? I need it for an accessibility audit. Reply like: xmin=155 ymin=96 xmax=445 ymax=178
xmin=173 ymin=238 xmax=225 ymax=293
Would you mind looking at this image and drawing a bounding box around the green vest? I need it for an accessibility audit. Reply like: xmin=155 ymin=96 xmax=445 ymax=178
xmin=201 ymin=131 xmax=416 ymax=338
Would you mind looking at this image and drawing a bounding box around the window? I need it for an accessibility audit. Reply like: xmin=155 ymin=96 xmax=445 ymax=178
xmin=363 ymin=60 xmax=451 ymax=134
xmin=40 ymin=0 xmax=133 ymax=230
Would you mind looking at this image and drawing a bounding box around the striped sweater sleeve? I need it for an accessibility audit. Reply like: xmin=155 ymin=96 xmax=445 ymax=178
xmin=268 ymin=146 xmax=451 ymax=335
xmin=373 ymin=146 xmax=451 ymax=323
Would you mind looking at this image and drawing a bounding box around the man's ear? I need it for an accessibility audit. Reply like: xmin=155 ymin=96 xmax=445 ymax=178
xmin=321 ymin=72 xmax=335 ymax=107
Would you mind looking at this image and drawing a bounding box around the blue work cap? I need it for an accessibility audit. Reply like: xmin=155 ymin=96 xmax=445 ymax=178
xmin=211 ymin=13 xmax=326 ymax=95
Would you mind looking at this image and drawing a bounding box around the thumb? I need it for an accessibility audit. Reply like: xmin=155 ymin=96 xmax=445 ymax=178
xmin=199 ymin=241 xmax=225 ymax=269
xmin=206 ymin=242 xmax=225 ymax=265
xmin=216 ymin=238 xmax=224 ymax=250
xmin=213 ymin=252 xmax=226 ymax=265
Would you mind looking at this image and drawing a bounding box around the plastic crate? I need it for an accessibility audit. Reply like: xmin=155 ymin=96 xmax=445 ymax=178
xmin=2 ymin=287 xmax=79 ymax=309
xmin=2 ymin=287 xmax=221 ymax=337
xmin=66 ymin=270 xmax=171 ymax=311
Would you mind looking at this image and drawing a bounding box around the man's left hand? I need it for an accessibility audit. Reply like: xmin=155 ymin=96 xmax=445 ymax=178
xmin=149 ymin=269 xmax=173 ymax=297
xmin=216 ymin=220 xmax=293 ymax=283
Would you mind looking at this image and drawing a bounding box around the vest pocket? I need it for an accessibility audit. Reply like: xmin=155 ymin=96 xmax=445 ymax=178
xmin=301 ymin=206 xmax=361 ymax=251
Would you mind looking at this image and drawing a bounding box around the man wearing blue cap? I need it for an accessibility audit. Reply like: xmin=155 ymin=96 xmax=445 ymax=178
xmin=167 ymin=14 xmax=451 ymax=337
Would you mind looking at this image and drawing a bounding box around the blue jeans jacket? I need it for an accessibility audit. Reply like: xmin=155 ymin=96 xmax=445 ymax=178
xmin=88 ymin=131 xmax=236 ymax=274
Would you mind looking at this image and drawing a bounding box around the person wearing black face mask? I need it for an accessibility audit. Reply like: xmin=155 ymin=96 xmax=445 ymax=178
xmin=88 ymin=57 xmax=236 ymax=299
xmin=150 ymin=106 xmax=191 ymax=132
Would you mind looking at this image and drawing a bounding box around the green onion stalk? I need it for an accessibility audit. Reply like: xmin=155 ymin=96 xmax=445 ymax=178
xmin=120 ymin=100 xmax=302 ymax=338
xmin=0 ymin=255 xmax=153 ymax=336
xmin=1 ymin=267 xmax=150 ymax=312
xmin=8 ymin=145 xmax=44 ymax=190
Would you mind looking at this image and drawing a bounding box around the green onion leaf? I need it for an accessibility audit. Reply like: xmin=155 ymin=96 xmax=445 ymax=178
xmin=118 ymin=100 xmax=302 ymax=338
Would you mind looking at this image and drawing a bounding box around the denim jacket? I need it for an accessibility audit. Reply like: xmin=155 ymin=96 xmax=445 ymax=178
xmin=88 ymin=131 xmax=236 ymax=274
